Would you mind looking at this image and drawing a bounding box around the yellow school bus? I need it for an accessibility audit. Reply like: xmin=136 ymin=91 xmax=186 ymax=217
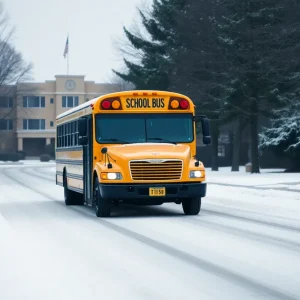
xmin=56 ymin=90 xmax=211 ymax=217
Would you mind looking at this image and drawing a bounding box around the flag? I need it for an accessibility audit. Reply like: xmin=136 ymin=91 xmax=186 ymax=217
xmin=63 ymin=36 xmax=69 ymax=58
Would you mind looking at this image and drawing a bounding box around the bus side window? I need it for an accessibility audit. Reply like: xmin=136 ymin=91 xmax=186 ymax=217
xmin=56 ymin=125 xmax=59 ymax=147
xmin=71 ymin=121 xmax=75 ymax=146
xmin=68 ymin=123 xmax=72 ymax=146
xmin=61 ymin=124 xmax=64 ymax=147
xmin=59 ymin=125 xmax=62 ymax=147
xmin=65 ymin=123 xmax=68 ymax=147
xmin=75 ymin=121 xmax=78 ymax=145
xmin=63 ymin=124 xmax=66 ymax=147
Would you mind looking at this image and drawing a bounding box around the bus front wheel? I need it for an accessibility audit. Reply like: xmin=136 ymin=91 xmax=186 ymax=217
xmin=93 ymin=178 xmax=111 ymax=217
xmin=182 ymin=197 xmax=201 ymax=215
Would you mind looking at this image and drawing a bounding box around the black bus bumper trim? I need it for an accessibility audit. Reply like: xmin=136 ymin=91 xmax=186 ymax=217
xmin=99 ymin=182 xmax=206 ymax=200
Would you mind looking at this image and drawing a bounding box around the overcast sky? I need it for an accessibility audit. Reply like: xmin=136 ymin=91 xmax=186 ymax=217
xmin=2 ymin=0 xmax=149 ymax=83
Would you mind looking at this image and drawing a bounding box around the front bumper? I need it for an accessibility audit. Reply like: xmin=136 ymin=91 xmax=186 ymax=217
xmin=99 ymin=182 xmax=206 ymax=201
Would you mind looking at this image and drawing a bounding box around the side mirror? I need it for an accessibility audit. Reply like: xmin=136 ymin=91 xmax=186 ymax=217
xmin=203 ymin=136 xmax=211 ymax=145
xmin=195 ymin=115 xmax=211 ymax=145
xmin=78 ymin=118 xmax=87 ymax=137
xmin=78 ymin=136 xmax=88 ymax=146
xmin=201 ymin=117 xmax=210 ymax=137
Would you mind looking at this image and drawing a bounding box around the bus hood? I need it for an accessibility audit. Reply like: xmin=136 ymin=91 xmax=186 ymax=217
xmin=105 ymin=143 xmax=191 ymax=161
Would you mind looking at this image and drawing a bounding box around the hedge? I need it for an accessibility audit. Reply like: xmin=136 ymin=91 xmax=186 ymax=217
xmin=40 ymin=154 xmax=51 ymax=162
xmin=0 ymin=153 xmax=22 ymax=162
xmin=16 ymin=150 xmax=26 ymax=160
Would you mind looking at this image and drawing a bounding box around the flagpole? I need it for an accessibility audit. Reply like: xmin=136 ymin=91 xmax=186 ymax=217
xmin=67 ymin=52 xmax=69 ymax=75
xmin=67 ymin=33 xmax=69 ymax=75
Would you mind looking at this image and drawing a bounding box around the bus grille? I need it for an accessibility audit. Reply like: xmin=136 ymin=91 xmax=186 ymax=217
xmin=129 ymin=160 xmax=183 ymax=181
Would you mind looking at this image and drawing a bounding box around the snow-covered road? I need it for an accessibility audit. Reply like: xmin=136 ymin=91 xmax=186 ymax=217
xmin=0 ymin=165 xmax=300 ymax=300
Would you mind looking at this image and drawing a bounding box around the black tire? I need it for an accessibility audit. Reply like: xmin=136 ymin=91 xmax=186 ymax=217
xmin=182 ymin=197 xmax=201 ymax=215
xmin=93 ymin=178 xmax=111 ymax=217
xmin=64 ymin=175 xmax=84 ymax=206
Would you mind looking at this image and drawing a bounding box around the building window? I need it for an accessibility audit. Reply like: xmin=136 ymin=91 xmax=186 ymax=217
xmin=50 ymin=121 xmax=54 ymax=127
xmin=218 ymin=145 xmax=226 ymax=157
xmin=62 ymin=96 xmax=79 ymax=108
xmin=0 ymin=97 xmax=13 ymax=108
xmin=23 ymin=119 xmax=45 ymax=130
xmin=23 ymin=96 xmax=45 ymax=108
xmin=0 ymin=119 xmax=13 ymax=130
xmin=57 ymin=120 xmax=79 ymax=148
xmin=50 ymin=98 xmax=54 ymax=104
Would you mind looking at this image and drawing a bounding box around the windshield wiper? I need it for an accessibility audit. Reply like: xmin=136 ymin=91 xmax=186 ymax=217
xmin=104 ymin=138 xmax=130 ymax=144
xmin=147 ymin=137 xmax=177 ymax=145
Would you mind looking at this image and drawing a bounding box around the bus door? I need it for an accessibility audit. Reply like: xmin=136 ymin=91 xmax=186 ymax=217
xmin=78 ymin=116 xmax=93 ymax=205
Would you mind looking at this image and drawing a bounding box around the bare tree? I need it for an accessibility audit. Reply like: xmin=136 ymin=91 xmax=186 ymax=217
xmin=110 ymin=0 xmax=153 ymax=80
xmin=0 ymin=2 xmax=33 ymax=121
xmin=106 ymin=71 xmax=135 ymax=91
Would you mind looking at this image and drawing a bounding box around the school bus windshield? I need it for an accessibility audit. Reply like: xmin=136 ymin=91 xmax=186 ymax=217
xmin=96 ymin=113 xmax=194 ymax=144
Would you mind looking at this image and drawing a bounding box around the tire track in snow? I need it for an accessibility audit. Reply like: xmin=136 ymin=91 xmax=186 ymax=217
xmin=2 ymin=167 xmax=299 ymax=300
xmin=24 ymin=167 xmax=55 ymax=181
xmin=186 ymin=216 xmax=300 ymax=252
xmin=19 ymin=167 xmax=300 ymax=251
xmin=203 ymin=209 xmax=300 ymax=233
xmin=209 ymin=182 xmax=300 ymax=193
xmin=113 ymin=204 xmax=300 ymax=253
xmin=21 ymin=167 xmax=300 ymax=233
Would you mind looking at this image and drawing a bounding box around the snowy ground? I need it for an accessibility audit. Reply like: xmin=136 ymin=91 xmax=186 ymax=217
xmin=0 ymin=160 xmax=55 ymax=166
xmin=0 ymin=164 xmax=299 ymax=300
xmin=207 ymin=166 xmax=300 ymax=190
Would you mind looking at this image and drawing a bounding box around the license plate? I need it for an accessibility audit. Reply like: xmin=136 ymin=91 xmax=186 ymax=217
xmin=149 ymin=187 xmax=166 ymax=196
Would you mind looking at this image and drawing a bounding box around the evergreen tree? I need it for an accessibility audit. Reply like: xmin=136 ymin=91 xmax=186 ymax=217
xmin=167 ymin=0 xmax=228 ymax=170
xmin=114 ymin=0 xmax=186 ymax=90
xmin=113 ymin=0 xmax=300 ymax=173
xmin=216 ymin=0 xmax=300 ymax=173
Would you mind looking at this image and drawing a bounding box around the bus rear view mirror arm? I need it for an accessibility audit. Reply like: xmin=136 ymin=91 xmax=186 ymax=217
xmin=194 ymin=115 xmax=211 ymax=145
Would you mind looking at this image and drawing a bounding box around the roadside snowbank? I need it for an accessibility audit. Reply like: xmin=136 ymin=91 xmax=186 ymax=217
xmin=0 ymin=160 xmax=55 ymax=168
xmin=206 ymin=166 xmax=299 ymax=187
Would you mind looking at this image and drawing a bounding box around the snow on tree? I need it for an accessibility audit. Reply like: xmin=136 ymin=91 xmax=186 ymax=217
xmin=260 ymin=98 xmax=300 ymax=169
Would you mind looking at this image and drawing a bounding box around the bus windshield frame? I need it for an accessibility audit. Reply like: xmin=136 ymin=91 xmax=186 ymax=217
xmin=95 ymin=113 xmax=194 ymax=144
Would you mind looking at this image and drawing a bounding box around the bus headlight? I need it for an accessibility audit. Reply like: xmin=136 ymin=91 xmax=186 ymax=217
xmin=101 ymin=172 xmax=122 ymax=180
xmin=189 ymin=170 xmax=202 ymax=178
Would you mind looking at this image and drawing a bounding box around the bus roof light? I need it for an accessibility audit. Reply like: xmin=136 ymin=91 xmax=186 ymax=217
xmin=133 ymin=92 xmax=138 ymax=96
xmin=169 ymin=97 xmax=190 ymax=109
xmin=101 ymin=100 xmax=111 ymax=109
xmin=179 ymin=99 xmax=189 ymax=109
xmin=112 ymin=100 xmax=121 ymax=109
xmin=170 ymin=100 xmax=179 ymax=109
